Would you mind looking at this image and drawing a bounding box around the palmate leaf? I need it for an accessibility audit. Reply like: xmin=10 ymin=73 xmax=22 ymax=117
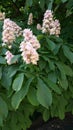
xmin=37 ymin=78 xmax=52 ymax=109
xmin=12 ymin=77 xmax=34 ymax=109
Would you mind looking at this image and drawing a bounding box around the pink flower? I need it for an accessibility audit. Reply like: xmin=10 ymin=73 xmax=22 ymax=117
xmin=5 ymin=51 xmax=14 ymax=65
xmin=44 ymin=10 xmax=53 ymax=19
xmin=23 ymin=29 xmax=33 ymax=41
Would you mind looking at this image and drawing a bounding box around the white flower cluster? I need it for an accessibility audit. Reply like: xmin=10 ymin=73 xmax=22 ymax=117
xmin=2 ymin=18 xmax=22 ymax=47
xmin=42 ymin=10 xmax=61 ymax=36
xmin=20 ymin=29 xmax=40 ymax=65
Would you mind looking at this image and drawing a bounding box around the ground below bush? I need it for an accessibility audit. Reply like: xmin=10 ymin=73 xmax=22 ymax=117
xmin=28 ymin=113 xmax=73 ymax=130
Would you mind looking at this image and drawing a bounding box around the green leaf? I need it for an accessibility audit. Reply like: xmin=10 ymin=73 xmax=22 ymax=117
xmin=43 ymin=109 xmax=50 ymax=121
xmin=39 ymin=58 xmax=46 ymax=70
xmin=12 ymin=73 xmax=24 ymax=92
xmin=53 ymin=44 xmax=61 ymax=55
xmin=62 ymin=63 xmax=73 ymax=76
xmin=11 ymin=55 xmax=20 ymax=64
xmin=13 ymin=0 xmax=16 ymax=2
xmin=56 ymin=62 xmax=68 ymax=90
xmin=27 ymin=87 xmax=39 ymax=106
xmin=56 ymin=62 xmax=73 ymax=76
xmin=48 ymin=0 xmax=54 ymax=10
xmin=12 ymin=78 xmax=33 ymax=109
xmin=0 ymin=97 xmax=8 ymax=126
xmin=43 ymin=77 xmax=61 ymax=94
xmin=8 ymin=66 xmax=18 ymax=77
xmin=61 ymin=0 xmax=68 ymax=3
xmin=48 ymin=72 xmax=57 ymax=83
xmin=0 ymin=67 xmax=2 ymax=79
xmin=0 ymin=56 xmax=6 ymax=64
xmin=1 ymin=67 xmax=12 ymax=90
xmin=46 ymin=38 xmax=56 ymax=51
xmin=25 ymin=0 xmax=33 ymax=7
xmin=37 ymin=78 xmax=52 ymax=109
xmin=58 ymin=96 xmax=67 ymax=119
xmin=63 ymin=45 xmax=73 ymax=63
xmin=39 ymin=0 xmax=45 ymax=9
xmin=49 ymin=61 xmax=55 ymax=71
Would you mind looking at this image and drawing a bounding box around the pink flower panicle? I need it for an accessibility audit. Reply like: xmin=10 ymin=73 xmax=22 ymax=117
xmin=20 ymin=42 xmax=39 ymax=64
xmin=5 ymin=51 xmax=14 ymax=65
xmin=42 ymin=10 xmax=61 ymax=36
xmin=23 ymin=29 xmax=40 ymax=50
xmin=27 ymin=13 xmax=33 ymax=25
xmin=23 ymin=29 xmax=33 ymax=41
xmin=20 ymin=29 xmax=40 ymax=65
xmin=2 ymin=18 xmax=22 ymax=47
